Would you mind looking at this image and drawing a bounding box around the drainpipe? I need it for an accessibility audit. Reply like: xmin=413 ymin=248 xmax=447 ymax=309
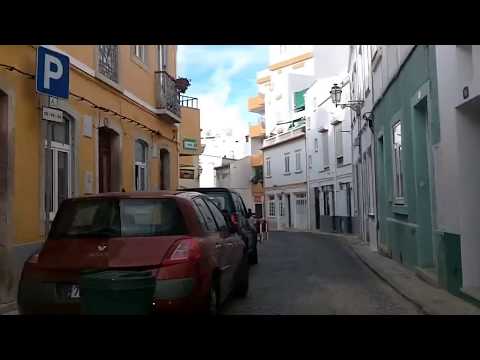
xmin=368 ymin=57 xmax=381 ymax=253
xmin=305 ymin=127 xmax=311 ymax=231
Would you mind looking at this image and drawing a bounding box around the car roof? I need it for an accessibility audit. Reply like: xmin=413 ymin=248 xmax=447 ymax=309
xmin=76 ymin=191 xmax=204 ymax=200
xmin=180 ymin=187 xmax=239 ymax=196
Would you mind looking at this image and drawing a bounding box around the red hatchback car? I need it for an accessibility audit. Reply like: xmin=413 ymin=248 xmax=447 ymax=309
xmin=18 ymin=191 xmax=249 ymax=314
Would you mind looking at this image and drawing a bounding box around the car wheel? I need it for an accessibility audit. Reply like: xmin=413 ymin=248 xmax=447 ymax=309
xmin=248 ymin=241 xmax=258 ymax=265
xmin=234 ymin=254 xmax=249 ymax=298
xmin=207 ymin=279 xmax=220 ymax=316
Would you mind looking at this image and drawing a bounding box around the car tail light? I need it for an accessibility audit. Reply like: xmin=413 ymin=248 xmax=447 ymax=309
xmin=28 ymin=253 xmax=39 ymax=264
xmin=231 ymin=212 xmax=239 ymax=225
xmin=162 ymin=238 xmax=201 ymax=266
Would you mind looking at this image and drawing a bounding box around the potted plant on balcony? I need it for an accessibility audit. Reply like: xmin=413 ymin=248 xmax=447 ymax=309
xmin=175 ymin=78 xmax=191 ymax=93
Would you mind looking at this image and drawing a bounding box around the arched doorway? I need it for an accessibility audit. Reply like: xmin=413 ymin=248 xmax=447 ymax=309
xmin=98 ymin=127 xmax=120 ymax=193
xmin=160 ymin=149 xmax=170 ymax=190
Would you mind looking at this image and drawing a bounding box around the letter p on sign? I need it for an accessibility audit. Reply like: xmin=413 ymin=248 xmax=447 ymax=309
xmin=36 ymin=46 xmax=69 ymax=99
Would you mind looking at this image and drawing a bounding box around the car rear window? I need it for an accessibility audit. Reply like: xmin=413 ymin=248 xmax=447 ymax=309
xmin=201 ymin=192 xmax=234 ymax=214
xmin=49 ymin=198 xmax=188 ymax=239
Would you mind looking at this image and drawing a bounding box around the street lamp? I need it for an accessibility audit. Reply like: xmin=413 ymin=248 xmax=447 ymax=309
xmin=330 ymin=83 xmax=342 ymax=104
xmin=329 ymin=83 xmax=364 ymax=117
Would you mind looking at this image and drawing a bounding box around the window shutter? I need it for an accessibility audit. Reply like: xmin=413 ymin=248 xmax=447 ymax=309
xmin=294 ymin=89 xmax=307 ymax=112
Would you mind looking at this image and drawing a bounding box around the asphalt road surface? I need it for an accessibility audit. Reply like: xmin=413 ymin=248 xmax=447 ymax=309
xmin=221 ymin=231 xmax=421 ymax=315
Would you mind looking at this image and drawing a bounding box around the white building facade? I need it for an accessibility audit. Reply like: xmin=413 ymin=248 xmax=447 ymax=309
xmin=199 ymin=127 xmax=249 ymax=188
xmin=304 ymin=76 xmax=354 ymax=233
xmin=348 ymin=45 xmax=378 ymax=249
xmin=434 ymin=45 xmax=480 ymax=300
xmin=214 ymin=156 xmax=255 ymax=211
xmin=263 ymin=125 xmax=308 ymax=231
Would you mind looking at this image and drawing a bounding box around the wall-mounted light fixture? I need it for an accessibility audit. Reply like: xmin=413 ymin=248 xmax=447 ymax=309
xmin=330 ymin=83 xmax=364 ymax=117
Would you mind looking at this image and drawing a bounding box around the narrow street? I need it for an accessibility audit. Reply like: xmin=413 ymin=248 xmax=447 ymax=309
xmin=222 ymin=232 xmax=421 ymax=315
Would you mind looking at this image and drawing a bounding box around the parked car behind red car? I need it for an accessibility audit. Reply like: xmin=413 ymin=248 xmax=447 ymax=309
xmin=18 ymin=191 xmax=249 ymax=314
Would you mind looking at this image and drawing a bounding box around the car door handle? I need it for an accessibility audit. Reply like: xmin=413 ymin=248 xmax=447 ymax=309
xmin=215 ymin=243 xmax=223 ymax=248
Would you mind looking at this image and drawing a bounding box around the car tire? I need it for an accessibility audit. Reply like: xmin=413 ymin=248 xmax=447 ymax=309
xmin=248 ymin=241 xmax=258 ymax=265
xmin=234 ymin=254 xmax=249 ymax=298
xmin=207 ymin=278 xmax=220 ymax=316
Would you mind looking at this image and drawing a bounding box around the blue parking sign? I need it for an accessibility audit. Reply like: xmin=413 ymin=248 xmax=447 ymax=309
xmin=36 ymin=46 xmax=70 ymax=99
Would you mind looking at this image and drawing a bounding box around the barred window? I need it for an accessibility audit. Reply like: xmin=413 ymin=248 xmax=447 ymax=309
xmin=98 ymin=45 xmax=119 ymax=83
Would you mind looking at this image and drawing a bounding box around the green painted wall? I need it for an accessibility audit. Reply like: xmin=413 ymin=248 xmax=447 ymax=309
xmin=437 ymin=232 xmax=462 ymax=294
xmin=374 ymin=46 xmax=441 ymax=273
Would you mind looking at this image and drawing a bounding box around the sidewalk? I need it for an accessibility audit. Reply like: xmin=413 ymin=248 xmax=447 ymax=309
xmin=334 ymin=234 xmax=480 ymax=315
xmin=0 ymin=302 xmax=17 ymax=315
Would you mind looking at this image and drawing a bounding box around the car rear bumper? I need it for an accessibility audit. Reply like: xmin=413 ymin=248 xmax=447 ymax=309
xmin=18 ymin=277 xmax=206 ymax=315
xmin=153 ymin=277 xmax=208 ymax=314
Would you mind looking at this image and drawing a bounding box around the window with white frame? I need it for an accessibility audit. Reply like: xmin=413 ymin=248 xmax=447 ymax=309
xmin=268 ymin=195 xmax=276 ymax=217
xmin=98 ymin=45 xmax=119 ymax=83
xmin=335 ymin=123 xmax=344 ymax=166
xmin=322 ymin=131 xmax=329 ymax=169
xmin=284 ymin=153 xmax=291 ymax=174
xmin=133 ymin=45 xmax=146 ymax=63
xmin=45 ymin=115 xmax=72 ymax=222
xmin=308 ymin=154 xmax=312 ymax=169
xmin=135 ymin=139 xmax=148 ymax=191
xmin=392 ymin=121 xmax=404 ymax=201
xmin=295 ymin=150 xmax=301 ymax=172
xmin=158 ymin=45 xmax=168 ymax=71
xmin=266 ymin=157 xmax=271 ymax=177
xmin=367 ymin=148 xmax=375 ymax=214
xmin=314 ymin=138 xmax=319 ymax=152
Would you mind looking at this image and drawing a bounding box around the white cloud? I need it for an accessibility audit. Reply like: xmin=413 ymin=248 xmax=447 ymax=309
xmin=178 ymin=45 xmax=268 ymax=159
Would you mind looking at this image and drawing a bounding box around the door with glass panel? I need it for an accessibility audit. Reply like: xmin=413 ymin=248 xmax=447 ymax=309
xmin=45 ymin=116 xmax=72 ymax=222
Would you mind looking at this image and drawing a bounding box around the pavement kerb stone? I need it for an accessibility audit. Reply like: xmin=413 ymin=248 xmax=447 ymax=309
xmin=312 ymin=231 xmax=480 ymax=315
xmin=0 ymin=302 xmax=17 ymax=315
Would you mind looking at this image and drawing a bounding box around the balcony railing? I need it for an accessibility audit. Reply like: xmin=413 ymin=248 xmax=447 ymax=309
xmin=180 ymin=95 xmax=199 ymax=109
xmin=263 ymin=125 xmax=306 ymax=148
xmin=155 ymin=71 xmax=181 ymax=120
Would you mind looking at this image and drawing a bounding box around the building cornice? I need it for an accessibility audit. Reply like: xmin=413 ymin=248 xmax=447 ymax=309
xmin=268 ymin=52 xmax=314 ymax=71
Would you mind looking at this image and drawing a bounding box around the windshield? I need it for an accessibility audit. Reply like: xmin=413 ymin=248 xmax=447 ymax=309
xmin=49 ymin=198 xmax=188 ymax=239
xmin=203 ymin=192 xmax=234 ymax=214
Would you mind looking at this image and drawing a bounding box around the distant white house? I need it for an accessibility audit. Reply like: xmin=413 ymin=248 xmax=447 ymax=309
xmin=199 ymin=127 xmax=249 ymax=188
xmin=263 ymin=124 xmax=308 ymax=231
xmin=304 ymin=76 xmax=354 ymax=233
xmin=214 ymin=156 xmax=255 ymax=211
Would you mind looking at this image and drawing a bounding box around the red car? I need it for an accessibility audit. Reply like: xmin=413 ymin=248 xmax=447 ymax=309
xmin=18 ymin=191 xmax=249 ymax=314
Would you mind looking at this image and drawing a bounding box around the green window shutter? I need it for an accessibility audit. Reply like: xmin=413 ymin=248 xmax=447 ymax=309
xmin=294 ymin=89 xmax=307 ymax=112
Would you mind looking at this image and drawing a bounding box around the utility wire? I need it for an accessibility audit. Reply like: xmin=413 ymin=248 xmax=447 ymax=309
xmin=0 ymin=62 xmax=177 ymax=143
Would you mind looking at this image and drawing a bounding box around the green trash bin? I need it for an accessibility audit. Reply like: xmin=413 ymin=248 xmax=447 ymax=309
xmin=80 ymin=270 xmax=156 ymax=315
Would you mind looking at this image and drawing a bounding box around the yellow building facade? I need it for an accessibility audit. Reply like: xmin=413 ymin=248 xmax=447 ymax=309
xmin=178 ymin=96 xmax=204 ymax=188
xmin=0 ymin=45 xmax=186 ymax=304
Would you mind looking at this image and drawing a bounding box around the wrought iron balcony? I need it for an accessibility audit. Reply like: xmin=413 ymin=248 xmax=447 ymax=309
xmin=155 ymin=71 xmax=181 ymax=121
